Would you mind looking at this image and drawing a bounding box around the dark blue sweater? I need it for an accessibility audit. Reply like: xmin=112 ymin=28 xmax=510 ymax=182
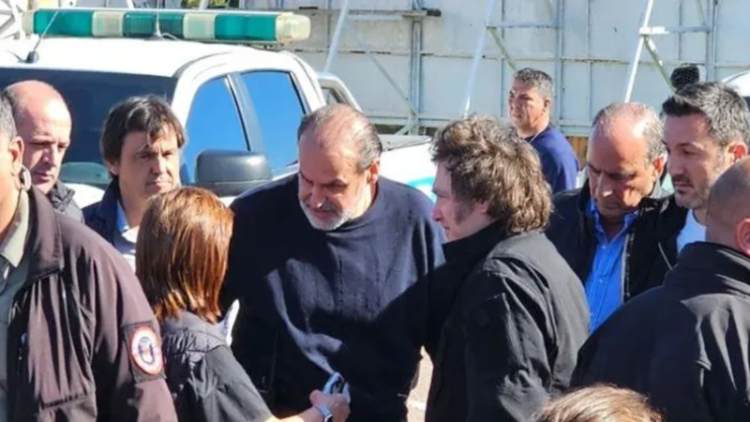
xmin=528 ymin=126 xmax=579 ymax=193
xmin=222 ymin=175 xmax=445 ymax=422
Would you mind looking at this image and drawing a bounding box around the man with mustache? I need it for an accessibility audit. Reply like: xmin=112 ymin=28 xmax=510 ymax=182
xmin=221 ymin=104 xmax=444 ymax=422
xmin=508 ymin=68 xmax=579 ymax=193
xmin=546 ymin=102 xmax=687 ymax=331
xmin=3 ymin=80 xmax=83 ymax=222
xmin=84 ymin=95 xmax=183 ymax=271
xmin=662 ymin=82 xmax=750 ymax=252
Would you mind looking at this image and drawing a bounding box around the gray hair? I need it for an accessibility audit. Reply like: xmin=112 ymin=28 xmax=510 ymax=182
xmin=662 ymin=82 xmax=750 ymax=148
xmin=513 ymin=68 xmax=554 ymax=101
xmin=0 ymin=92 xmax=17 ymax=141
xmin=297 ymin=104 xmax=383 ymax=172
xmin=592 ymin=102 xmax=665 ymax=162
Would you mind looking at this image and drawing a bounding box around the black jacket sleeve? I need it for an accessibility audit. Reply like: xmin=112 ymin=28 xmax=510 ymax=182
xmin=462 ymin=270 xmax=551 ymax=422
xmin=189 ymin=346 xmax=274 ymax=422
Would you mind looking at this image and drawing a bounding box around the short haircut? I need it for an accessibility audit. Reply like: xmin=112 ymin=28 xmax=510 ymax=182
xmin=513 ymin=67 xmax=554 ymax=100
xmin=3 ymin=80 xmax=66 ymax=127
xmin=100 ymin=95 xmax=186 ymax=174
xmin=0 ymin=92 xmax=17 ymax=141
xmin=136 ymin=187 xmax=234 ymax=324
xmin=592 ymin=102 xmax=665 ymax=162
xmin=431 ymin=114 xmax=552 ymax=234
xmin=534 ymin=385 xmax=663 ymax=422
xmin=662 ymin=82 xmax=750 ymax=148
xmin=297 ymin=104 xmax=383 ymax=172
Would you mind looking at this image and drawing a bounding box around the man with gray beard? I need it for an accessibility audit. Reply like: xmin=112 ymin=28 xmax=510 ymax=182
xmin=221 ymin=104 xmax=445 ymax=422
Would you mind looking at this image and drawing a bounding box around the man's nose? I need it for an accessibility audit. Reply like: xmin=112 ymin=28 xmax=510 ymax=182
xmin=152 ymin=155 xmax=168 ymax=174
xmin=310 ymin=185 xmax=326 ymax=208
xmin=594 ymin=175 xmax=613 ymax=198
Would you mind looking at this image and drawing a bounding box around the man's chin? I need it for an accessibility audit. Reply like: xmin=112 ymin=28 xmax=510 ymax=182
xmin=674 ymin=192 xmax=702 ymax=210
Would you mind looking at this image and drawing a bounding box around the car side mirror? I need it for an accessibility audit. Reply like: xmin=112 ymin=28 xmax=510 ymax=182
xmin=195 ymin=150 xmax=272 ymax=197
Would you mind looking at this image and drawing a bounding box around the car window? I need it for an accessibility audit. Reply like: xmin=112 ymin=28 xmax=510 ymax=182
xmin=0 ymin=69 xmax=176 ymax=189
xmin=240 ymin=71 xmax=306 ymax=175
xmin=184 ymin=76 xmax=248 ymax=183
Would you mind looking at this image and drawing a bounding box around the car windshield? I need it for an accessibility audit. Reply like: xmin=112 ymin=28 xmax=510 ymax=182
xmin=0 ymin=68 xmax=177 ymax=188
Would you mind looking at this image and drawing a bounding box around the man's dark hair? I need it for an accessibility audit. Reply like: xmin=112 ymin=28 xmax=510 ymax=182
xmin=662 ymin=82 xmax=750 ymax=148
xmin=513 ymin=67 xmax=554 ymax=100
xmin=0 ymin=92 xmax=17 ymax=141
xmin=100 ymin=95 xmax=186 ymax=176
xmin=431 ymin=114 xmax=552 ymax=234
xmin=297 ymin=104 xmax=383 ymax=172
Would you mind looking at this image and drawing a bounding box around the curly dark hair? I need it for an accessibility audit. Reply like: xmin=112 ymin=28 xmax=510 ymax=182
xmin=430 ymin=115 xmax=552 ymax=234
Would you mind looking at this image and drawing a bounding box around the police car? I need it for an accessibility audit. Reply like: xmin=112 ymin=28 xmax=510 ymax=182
xmin=0 ymin=7 xmax=436 ymax=207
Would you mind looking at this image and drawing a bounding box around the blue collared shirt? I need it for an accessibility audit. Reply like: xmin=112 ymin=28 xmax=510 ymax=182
xmin=585 ymin=198 xmax=638 ymax=331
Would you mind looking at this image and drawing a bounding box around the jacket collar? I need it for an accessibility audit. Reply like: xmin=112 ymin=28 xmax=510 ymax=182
xmin=161 ymin=310 xmax=226 ymax=343
xmin=25 ymin=187 xmax=64 ymax=281
xmin=47 ymin=180 xmax=75 ymax=209
xmin=442 ymin=220 xmax=509 ymax=265
xmin=94 ymin=181 xmax=122 ymax=240
xmin=668 ymin=242 xmax=750 ymax=292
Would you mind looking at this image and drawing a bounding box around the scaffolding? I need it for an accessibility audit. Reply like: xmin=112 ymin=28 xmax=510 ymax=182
xmin=238 ymin=0 xmax=442 ymax=135
xmin=462 ymin=0 xmax=563 ymax=120
xmin=623 ymin=0 xmax=718 ymax=101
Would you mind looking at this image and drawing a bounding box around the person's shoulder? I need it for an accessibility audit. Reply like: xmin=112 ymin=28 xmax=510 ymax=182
xmin=379 ymin=177 xmax=434 ymax=215
xmin=535 ymin=126 xmax=577 ymax=154
xmin=81 ymin=200 xmax=101 ymax=221
xmin=230 ymin=175 xmax=297 ymax=215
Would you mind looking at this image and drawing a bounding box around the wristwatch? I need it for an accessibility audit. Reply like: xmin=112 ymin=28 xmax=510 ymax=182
xmin=315 ymin=403 xmax=334 ymax=422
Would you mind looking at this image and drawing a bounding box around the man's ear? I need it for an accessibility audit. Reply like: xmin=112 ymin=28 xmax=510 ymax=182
xmin=652 ymin=154 xmax=667 ymax=179
xmin=735 ymin=218 xmax=750 ymax=256
xmin=9 ymin=136 xmax=23 ymax=176
xmin=728 ymin=141 xmax=748 ymax=164
xmin=105 ymin=159 xmax=121 ymax=177
xmin=365 ymin=158 xmax=381 ymax=185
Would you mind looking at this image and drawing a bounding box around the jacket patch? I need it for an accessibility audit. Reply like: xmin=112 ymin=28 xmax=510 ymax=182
xmin=124 ymin=322 xmax=165 ymax=382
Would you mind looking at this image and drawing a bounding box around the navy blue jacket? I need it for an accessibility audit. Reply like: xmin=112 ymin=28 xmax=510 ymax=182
xmin=528 ymin=126 xmax=579 ymax=193
xmin=221 ymin=175 xmax=445 ymax=422
xmin=82 ymin=182 xmax=120 ymax=245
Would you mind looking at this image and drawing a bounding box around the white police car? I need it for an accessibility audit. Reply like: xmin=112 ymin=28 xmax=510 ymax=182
xmin=0 ymin=7 xmax=436 ymax=207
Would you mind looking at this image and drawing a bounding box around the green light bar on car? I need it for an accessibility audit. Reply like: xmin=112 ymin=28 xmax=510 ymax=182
xmin=22 ymin=8 xmax=311 ymax=44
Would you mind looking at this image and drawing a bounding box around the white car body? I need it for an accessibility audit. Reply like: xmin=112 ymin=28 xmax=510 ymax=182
xmin=0 ymin=35 xmax=437 ymax=207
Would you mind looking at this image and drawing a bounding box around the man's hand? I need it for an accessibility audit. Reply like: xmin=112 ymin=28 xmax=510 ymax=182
xmin=309 ymin=390 xmax=350 ymax=422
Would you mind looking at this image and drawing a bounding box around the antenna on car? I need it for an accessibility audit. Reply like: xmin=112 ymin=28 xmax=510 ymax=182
xmin=25 ymin=8 xmax=61 ymax=64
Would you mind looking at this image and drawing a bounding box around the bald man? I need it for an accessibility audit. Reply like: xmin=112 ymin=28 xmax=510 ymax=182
xmin=546 ymin=102 xmax=687 ymax=331
xmin=571 ymin=157 xmax=750 ymax=422
xmin=3 ymin=80 xmax=83 ymax=222
xmin=221 ymin=104 xmax=445 ymax=422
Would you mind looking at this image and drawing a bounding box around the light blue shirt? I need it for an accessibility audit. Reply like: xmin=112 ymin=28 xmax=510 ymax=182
xmin=585 ymin=199 xmax=638 ymax=331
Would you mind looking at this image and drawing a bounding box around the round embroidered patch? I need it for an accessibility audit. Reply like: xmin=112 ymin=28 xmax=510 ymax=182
xmin=130 ymin=326 xmax=163 ymax=375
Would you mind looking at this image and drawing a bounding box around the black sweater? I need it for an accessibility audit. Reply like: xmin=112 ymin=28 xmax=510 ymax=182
xmin=222 ymin=175 xmax=445 ymax=422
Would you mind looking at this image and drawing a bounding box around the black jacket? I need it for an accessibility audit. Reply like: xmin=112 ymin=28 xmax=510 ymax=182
xmin=572 ymin=242 xmax=750 ymax=422
xmin=545 ymin=182 xmax=687 ymax=301
xmin=47 ymin=180 xmax=84 ymax=222
xmin=83 ymin=181 xmax=120 ymax=245
xmin=8 ymin=188 xmax=176 ymax=421
xmin=425 ymin=223 xmax=590 ymax=422
xmin=161 ymin=311 xmax=273 ymax=422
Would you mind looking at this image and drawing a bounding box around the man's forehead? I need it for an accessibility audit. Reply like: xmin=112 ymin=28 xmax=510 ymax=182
xmin=511 ymin=80 xmax=538 ymax=93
